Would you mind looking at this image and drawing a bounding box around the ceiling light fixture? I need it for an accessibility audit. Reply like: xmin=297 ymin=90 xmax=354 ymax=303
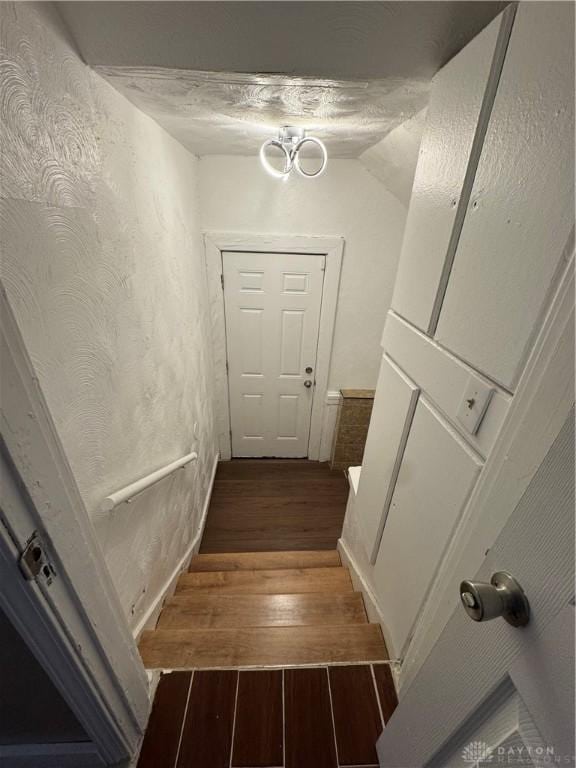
xmin=260 ymin=126 xmax=328 ymax=179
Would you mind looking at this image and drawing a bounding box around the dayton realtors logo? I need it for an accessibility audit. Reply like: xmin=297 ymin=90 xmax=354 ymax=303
xmin=462 ymin=741 xmax=571 ymax=765
xmin=462 ymin=741 xmax=494 ymax=764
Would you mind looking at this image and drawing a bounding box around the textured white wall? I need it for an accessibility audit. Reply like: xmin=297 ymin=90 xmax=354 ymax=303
xmin=199 ymin=156 xmax=408 ymax=391
xmin=359 ymin=109 xmax=427 ymax=208
xmin=0 ymin=2 xmax=218 ymax=631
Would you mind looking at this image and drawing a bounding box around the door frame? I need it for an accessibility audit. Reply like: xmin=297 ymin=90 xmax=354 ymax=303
xmin=204 ymin=232 xmax=344 ymax=460
xmin=0 ymin=287 xmax=150 ymax=765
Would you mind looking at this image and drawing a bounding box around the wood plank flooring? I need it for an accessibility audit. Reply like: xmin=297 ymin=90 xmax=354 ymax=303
xmin=158 ymin=592 xmax=368 ymax=630
xmin=137 ymin=665 xmax=399 ymax=768
xmin=136 ymin=670 xmax=191 ymax=768
xmin=139 ymin=624 xmax=386 ymax=668
xmin=175 ymin=566 xmax=353 ymax=595
xmin=139 ymin=462 xmax=384 ymax=670
xmin=136 ymin=461 xmax=396 ymax=762
xmin=284 ymin=667 xmax=337 ymax=768
xmin=176 ymin=670 xmax=237 ymax=768
xmin=140 ymin=550 xmax=388 ymax=669
xmin=200 ymin=460 xmax=349 ymax=553
xmin=373 ymin=663 xmax=400 ymax=725
xmin=329 ymin=665 xmax=383 ymax=766
xmin=233 ymin=670 xmax=283 ymax=767
xmin=189 ymin=549 xmax=342 ymax=571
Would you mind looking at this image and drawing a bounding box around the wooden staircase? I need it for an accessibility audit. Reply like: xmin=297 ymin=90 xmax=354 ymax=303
xmin=139 ymin=550 xmax=388 ymax=668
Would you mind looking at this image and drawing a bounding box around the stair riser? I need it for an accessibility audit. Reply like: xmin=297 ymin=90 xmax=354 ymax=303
xmin=189 ymin=550 xmax=341 ymax=572
xmin=176 ymin=567 xmax=353 ymax=596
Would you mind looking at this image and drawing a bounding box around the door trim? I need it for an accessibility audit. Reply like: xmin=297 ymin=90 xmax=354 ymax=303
xmin=204 ymin=232 xmax=344 ymax=460
xmin=0 ymin=288 xmax=149 ymax=764
xmin=0 ymin=742 xmax=104 ymax=768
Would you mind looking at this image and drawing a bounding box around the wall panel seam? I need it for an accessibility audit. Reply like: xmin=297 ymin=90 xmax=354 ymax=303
xmin=427 ymin=3 xmax=518 ymax=336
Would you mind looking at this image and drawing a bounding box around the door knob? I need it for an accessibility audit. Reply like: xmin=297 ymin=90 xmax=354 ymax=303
xmin=459 ymin=571 xmax=530 ymax=627
xmin=304 ymin=380 xmax=312 ymax=388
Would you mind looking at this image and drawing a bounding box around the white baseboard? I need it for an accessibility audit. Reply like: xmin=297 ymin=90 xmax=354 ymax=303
xmin=190 ymin=451 xmax=220 ymax=558
xmin=337 ymin=537 xmax=400 ymax=670
xmin=132 ymin=452 xmax=220 ymax=640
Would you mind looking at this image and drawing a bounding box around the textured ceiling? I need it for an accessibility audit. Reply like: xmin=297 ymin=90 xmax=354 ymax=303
xmin=58 ymin=1 xmax=507 ymax=157
xmin=58 ymin=2 xmax=508 ymax=80
xmin=94 ymin=67 xmax=430 ymax=157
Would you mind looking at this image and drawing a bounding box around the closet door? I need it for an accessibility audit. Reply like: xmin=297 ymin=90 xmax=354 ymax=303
xmin=434 ymin=2 xmax=575 ymax=390
xmin=356 ymin=355 xmax=419 ymax=563
xmin=373 ymin=399 xmax=483 ymax=658
xmin=391 ymin=11 xmax=506 ymax=332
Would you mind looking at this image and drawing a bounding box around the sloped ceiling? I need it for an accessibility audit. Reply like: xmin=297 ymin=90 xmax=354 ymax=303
xmin=360 ymin=109 xmax=428 ymax=206
xmin=58 ymin=1 xmax=507 ymax=157
xmin=92 ymin=68 xmax=430 ymax=157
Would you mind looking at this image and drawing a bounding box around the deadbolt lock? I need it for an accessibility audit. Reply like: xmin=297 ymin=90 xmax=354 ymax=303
xmin=305 ymin=366 xmax=313 ymax=374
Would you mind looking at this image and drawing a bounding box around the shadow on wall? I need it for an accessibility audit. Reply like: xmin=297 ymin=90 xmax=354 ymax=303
xmin=359 ymin=108 xmax=428 ymax=208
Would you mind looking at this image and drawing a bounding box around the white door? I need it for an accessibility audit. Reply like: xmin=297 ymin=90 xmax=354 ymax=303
xmin=1 ymin=291 xmax=149 ymax=765
xmin=223 ymin=251 xmax=325 ymax=458
xmin=376 ymin=407 xmax=575 ymax=767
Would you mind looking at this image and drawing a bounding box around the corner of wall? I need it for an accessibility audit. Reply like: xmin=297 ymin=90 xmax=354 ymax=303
xmin=337 ymin=488 xmax=400 ymax=662
xmin=132 ymin=451 xmax=220 ymax=641
xmin=359 ymin=108 xmax=427 ymax=209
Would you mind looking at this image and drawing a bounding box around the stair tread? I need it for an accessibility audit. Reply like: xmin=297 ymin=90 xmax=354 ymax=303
xmin=158 ymin=592 xmax=367 ymax=630
xmin=189 ymin=550 xmax=341 ymax=572
xmin=176 ymin=566 xmax=353 ymax=595
xmin=139 ymin=624 xmax=387 ymax=669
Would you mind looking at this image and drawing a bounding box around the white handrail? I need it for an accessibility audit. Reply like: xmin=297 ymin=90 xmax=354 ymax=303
xmin=101 ymin=451 xmax=198 ymax=512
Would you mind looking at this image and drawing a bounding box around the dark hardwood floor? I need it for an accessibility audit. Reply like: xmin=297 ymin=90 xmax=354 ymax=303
xmin=138 ymin=664 xmax=398 ymax=768
xmin=200 ymin=460 xmax=349 ymax=553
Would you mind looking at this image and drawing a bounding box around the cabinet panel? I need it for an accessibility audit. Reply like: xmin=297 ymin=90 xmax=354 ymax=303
xmin=391 ymin=13 xmax=502 ymax=331
xmin=356 ymin=355 xmax=419 ymax=563
xmin=435 ymin=3 xmax=575 ymax=389
xmin=383 ymin=311 xmax=511 ymax=458
xmin=373 ymin=400 xmax=482 ymax=657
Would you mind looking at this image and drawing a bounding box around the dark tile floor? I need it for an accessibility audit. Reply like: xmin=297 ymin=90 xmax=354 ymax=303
xmin=200 ymin=460 xmax=349 ymax=554
xmin=137 ymin=664 xmax=398 ymax=768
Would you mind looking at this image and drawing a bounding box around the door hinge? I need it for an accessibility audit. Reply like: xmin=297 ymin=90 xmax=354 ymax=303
xmin=220 ymin=273 xmax=224 ymax=290
xmin=226 ymin=360 xmax=229 ymax=373
xmin=19 ymin=533 xmax=56 ymax=587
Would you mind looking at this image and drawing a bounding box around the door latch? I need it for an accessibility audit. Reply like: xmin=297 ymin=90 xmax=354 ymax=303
xmin=19 ymin=533 xmax=56 ymax=586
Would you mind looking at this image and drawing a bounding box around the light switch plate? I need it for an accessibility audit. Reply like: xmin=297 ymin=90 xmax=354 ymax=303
xmin=456 ymin=375 xmax=495 ymax=435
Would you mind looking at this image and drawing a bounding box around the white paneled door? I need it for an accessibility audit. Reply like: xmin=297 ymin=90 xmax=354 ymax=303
xmin=223 ymin=251 xmax=325 ymax=457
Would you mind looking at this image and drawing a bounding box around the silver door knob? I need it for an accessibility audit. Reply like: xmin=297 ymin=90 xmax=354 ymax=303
xmin=304 ymin=380 xmax=312 ymax=388
xmin=459 ymin=571 xmax=530 ymax=627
